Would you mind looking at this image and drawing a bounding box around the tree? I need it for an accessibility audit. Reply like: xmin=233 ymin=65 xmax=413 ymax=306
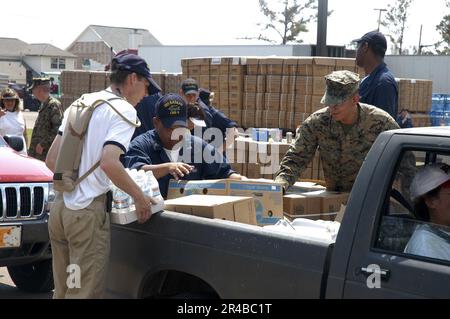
xmin=242 ymin=0 xmax=321 ymax=45
xmin=435 ymin=1 xmax=450 ymax=55
xmin=381 ymin=0 xmax=413 ymax=55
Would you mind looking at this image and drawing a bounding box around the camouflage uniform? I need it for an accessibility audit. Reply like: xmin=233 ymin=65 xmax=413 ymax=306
xmin=28 ymin=96 xmax=63 ymax=161
xmin=275 ymin=70 xmax=400 ymax=192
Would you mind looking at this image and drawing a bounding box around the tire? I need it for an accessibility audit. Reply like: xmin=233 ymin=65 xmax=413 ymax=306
xmin=7 ymin=259 xmax=54 ymax=293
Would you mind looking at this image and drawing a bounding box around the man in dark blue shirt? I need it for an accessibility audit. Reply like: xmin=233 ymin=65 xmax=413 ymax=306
xmin=123 ymin=93 xmax=244 ymax=198
xmin=132 ymin=92 xmax=162 ymax=140
xmin=353 ymin=31 xmax=398 ymax=118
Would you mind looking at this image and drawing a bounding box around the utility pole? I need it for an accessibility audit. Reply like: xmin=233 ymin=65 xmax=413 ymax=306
xmin=316 ymin=0 xmax=328 ymax=56
xmin=418 ymin=25 xmax=423 ymax=55
xmin=374 ymin=8 xmax=387 ymax=31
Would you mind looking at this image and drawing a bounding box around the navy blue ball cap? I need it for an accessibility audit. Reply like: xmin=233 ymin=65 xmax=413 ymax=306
xmin=111 ymin=53 xmax=162 ymax=95
xmin=156 ymin=93 xmax=188 ymax=128
xmin=352 ymin=30 xmax=387 ymax=51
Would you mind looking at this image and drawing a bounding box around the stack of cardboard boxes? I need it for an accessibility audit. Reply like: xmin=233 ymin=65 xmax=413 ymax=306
xmin=60 ymin=70 xmax=110 ymax=110
xmin=167 ymin=179 xmax=284 ymax=226
xmin=164 ymin=179 xmax=347 ymax=226
xmin=396 ymin=78 xmax=433 ymax=127
xmin=60 ymin=70 xmax=183 ymax=110
xmin=397 ymin=78 xmax=433 ymax=113
xmin=242 ymin=57 xmax=362 ymax=131
xmin=227 ymin=136 xmax=325 ymax=181
xmin=181 ymin=57 xmax=246 ymax=124
xmin=181 ymin=56 xmax=362 ymax=131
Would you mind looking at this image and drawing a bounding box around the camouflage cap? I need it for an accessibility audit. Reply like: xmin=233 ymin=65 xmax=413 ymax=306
xmin=321 ymin=70 xmax=360 ymax=106
xmin=28 ymin=77 xmax=51 ymax=90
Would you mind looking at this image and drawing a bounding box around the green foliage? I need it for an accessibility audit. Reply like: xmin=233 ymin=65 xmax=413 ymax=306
xmin=435 ymin=1 xmax=450 ymax=55
xmin=381 ymin=0 xmax=414 ymax=55
xmin=243 ymin=0 xmax=327 ymax=45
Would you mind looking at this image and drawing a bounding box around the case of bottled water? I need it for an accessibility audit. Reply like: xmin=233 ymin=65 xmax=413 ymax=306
xmin=110 ymin=169 xmax=165 ymax=225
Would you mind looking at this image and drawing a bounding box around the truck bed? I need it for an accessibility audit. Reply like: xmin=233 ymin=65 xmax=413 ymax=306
xmin=106 ymin=211 xmax=334 ymax=299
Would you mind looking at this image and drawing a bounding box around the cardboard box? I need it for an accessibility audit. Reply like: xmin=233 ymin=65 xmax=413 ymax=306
xmin=295 ymin=76 xmax=313 ymax=95
xmin=256 ymin=93 xmax=265 ymax=109
xmin=296 ymin=58 xmax=313 ymax=76
xmin=245 ymin=75 xmax=258 ymax=93
xmin=294 ymin=94 xmax=312 ymax=113
xmin=244 ymin=93 xmax=256 ymax=110
xmin=257 ymin=75 xmax=266 ymax=93
xmin=255 ymin=109 xmax=264 ymax=127
xmin=229 ymin=64 xmax=246 ymax=75
xmin=266 ymin=76 xmax=283 ymax=93
xmin=229 ymin=75 xmax=244 ymax=92
xmin=229 ymin=91 xmax=243 ymax=110
xmin=280 ymin=94 xmax=295 ymax=112
xmin=320 ymin=192 xmax=350 ymax=214
xmin=165 ymin=195 xmax=256 ymax=225
xmin=228 ymin=179 xmax=283 ymax=225
xmin=283 ymin=58 xmax=298 ymax=75
xmin=281 ymin=76 xmax=296 ymax=94
xmin=335 ymin=58 xmax=356 ymax=71
xmin=219 ymin=75 xmax=229 ymax=92
xmin=167 ymin=179 xmax=229 ymax=199
xmin=199 ymin=75 xmax=210 ymax=89
xmin=209 ymin=75 xmax=220 ymax=92
xmin=241 ymin=108 xmax=255 ymax=128
xmin=312 ymin=57 xmax=336 ymax=77
xmin=246 ymin=57 xmax=260 ymax=75
xmin=283 ymin=194 xmax=322 ymax=215
xmin=260 ymin=58 xmax=284 ymax=75
xmin=264 ymin=93 xmax=281 ymax=111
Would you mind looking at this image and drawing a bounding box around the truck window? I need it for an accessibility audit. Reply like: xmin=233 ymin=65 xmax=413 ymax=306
xmin=375 ymin=150 xmax=450 ymax=265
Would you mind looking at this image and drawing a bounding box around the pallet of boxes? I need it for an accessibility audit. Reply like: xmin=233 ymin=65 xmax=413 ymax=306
xmin=162 ymin=56 xmax=360 ymax=229
xmin=397 ymin=78 xmax=433 ymax=127
xmin=60 ymin=70 xmax=183 ymax=111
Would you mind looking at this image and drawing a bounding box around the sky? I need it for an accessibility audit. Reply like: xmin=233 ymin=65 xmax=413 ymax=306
xmin=1 ymin=0 xmax=448 ymax=54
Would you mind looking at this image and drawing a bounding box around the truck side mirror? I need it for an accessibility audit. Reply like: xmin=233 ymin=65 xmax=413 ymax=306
xmin=4 ymin=135 xmax=24 ymax=153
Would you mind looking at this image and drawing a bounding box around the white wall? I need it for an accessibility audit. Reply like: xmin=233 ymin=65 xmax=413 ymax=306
xmin=385 ymin=55 xmax=450 ymax=94
xmin=23 ymin=56 xmax=76 ymax=73
xmin=139 ymin=45 xmax=298 ymax=73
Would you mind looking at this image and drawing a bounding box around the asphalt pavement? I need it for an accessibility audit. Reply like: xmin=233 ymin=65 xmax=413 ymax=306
xmin=0 ymin=267 xmax=51 ymax=299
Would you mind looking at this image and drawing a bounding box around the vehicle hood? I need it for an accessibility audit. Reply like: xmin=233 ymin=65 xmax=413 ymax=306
xmin=0 ymin=147 xmax=53 ymax=183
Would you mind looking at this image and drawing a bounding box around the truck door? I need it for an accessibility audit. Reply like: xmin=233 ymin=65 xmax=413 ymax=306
xmin=343 ymin=134 xmax=450 ymax=298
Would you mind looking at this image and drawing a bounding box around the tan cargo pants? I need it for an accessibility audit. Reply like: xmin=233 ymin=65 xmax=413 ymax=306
xmin=48 ymin=193 xmax=110 ymax=299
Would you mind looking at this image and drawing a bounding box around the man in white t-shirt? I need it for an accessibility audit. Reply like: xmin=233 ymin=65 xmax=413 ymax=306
xmin=405 ymin=164 xmax=450 ymax=261
xmin=45 ymin=53 xmax=161 ymax=299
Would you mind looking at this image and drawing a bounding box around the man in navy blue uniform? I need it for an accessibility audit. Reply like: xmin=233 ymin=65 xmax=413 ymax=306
xmin=353 ymin=31 xmax=398 ymax=118
xmin=123 ymin=93 xmax=244 ymax=199
xmin=132 ymin=92 xmax=162 ymax=140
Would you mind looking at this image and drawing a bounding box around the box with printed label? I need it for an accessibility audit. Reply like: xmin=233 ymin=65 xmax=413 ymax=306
xmin=167 ymin=179 xmax=229 ymax=199
xmin=228 ymin=180 xmax=283 ymax=226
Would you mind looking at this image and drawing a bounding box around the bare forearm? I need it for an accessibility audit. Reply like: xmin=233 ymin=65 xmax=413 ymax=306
xmin=141 ymin=163 xmax=169 ymax=179
xmin=102 ymin=160 xmax=145 ymax=201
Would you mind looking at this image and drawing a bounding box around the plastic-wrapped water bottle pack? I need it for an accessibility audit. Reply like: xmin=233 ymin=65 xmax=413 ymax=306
xmin=110 ymin=169 xmax=165 ymax=224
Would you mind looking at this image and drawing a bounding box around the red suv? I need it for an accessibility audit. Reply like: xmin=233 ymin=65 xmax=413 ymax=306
xmin=0 ymin=135 xmax=54 ymax=293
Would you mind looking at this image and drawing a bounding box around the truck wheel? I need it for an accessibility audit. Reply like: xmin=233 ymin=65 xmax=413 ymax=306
xmin=7 ymin=259 xmax=54 ymax=293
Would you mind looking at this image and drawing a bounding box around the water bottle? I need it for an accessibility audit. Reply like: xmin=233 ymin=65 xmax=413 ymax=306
xmin=112 ymin=187 xmax=130 ymax=210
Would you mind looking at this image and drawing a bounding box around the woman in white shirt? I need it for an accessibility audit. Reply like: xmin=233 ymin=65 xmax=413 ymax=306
xmin=0 ymin=88 xmax=28 ymax=154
